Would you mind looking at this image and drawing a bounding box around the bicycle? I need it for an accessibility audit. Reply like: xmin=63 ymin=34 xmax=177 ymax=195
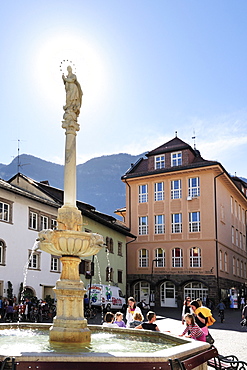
xmin=218 ymin=310 xmax=224 ymax=323
xmin=84 ymin=306 xmax=97 ymax=319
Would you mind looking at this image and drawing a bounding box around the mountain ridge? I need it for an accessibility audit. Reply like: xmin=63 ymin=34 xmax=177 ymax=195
xmin=0 ymin=153 xmax=246 ymax=217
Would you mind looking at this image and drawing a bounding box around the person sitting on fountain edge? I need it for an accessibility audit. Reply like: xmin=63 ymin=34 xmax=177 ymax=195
xmin=102 ymin=312 xmax=119 ymax=328
xmin=135 ymin=311 xmax=160 ymax=332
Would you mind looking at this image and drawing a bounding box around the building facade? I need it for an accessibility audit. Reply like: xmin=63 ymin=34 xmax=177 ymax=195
xmin=0 ymin=173 xmax=134 ymax=301
xmin=121 ymin=137 xmax=247 ymax=307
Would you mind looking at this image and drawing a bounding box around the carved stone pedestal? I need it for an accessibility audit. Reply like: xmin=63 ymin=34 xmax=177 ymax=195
xmin=49 ymin=256 xmax=90 ymax=343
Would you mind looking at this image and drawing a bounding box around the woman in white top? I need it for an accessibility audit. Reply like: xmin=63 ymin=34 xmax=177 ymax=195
xmin=125 ymin=297 xmax=142 ymax=328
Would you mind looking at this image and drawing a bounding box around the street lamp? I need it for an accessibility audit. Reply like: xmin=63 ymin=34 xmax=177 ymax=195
xmin=149 ymin=259 xmax=159 ymax=306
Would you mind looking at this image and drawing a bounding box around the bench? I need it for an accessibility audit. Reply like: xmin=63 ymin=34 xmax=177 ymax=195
xmin=208 ymin=351 xmax=247 ymax=370
xmin=175 ymin=346 xmax=219 ymax=370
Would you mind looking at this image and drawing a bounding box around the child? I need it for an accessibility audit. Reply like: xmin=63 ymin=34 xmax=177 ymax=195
xmin=180 ymin=313 xmax=206 ymax=341
xmin=129 ymin=312 xmax=144 ymax=328
xmin=114 ymin=312 xmax=126 ymax=328
xmin=135 ymin=311 xmax=160 ymax=331
xmin=102 ymin=312 xmax=119 ymax=328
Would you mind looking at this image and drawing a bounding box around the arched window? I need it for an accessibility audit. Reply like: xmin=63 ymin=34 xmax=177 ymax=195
xmin=0 ymin=240 xmax=6 ymax=265
xmin=139 ymin=249 xmax=149 ymax=267
xmin=190 ymin=247 xmax=201 ymax=268
xmin=224 ymin=253 xmax=228 ymax=272
xmin=219 ymin=250 xmax=223 ymax=270
xmin=184 ymin=282 xmax=208 ymax=301
xmin=155 ymin=248 xmax=165 ymax=267
xmin=172 ymin=248 xmax=183 ymax=268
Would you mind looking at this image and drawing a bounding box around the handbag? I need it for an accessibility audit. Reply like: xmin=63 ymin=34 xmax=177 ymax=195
xmin=206 ymin=332 xmax=215 ymax=344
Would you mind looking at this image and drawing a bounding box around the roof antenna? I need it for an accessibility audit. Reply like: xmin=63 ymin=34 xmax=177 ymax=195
xmin=192 ymin=129 xmax=196 ymax=149
xmin=175 ymin=131 xmax=177 ymax=137
xmin=12 ymin=139 xmax=30 ymax=183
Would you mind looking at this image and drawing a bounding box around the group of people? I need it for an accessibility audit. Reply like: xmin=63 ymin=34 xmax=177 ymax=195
xmin=0 ymin=296 xmax=55 ymax=323
xmin=181 ymin=296 xmax=216 ymax=341
xmin=101 ymin=295 xmax=218 ymax=343
xmin=102 ymin=297 xmax=160 ymax=331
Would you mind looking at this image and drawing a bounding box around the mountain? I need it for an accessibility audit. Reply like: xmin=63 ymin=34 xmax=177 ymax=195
xmin=1 ymin=154 xmax=246 ymax=217
xmin=0 ymin=153 xmax=143 ymax=216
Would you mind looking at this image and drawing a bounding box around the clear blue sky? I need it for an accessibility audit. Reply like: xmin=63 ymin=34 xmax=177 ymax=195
xmin=1 ymin=0 xmax=247 ymax=177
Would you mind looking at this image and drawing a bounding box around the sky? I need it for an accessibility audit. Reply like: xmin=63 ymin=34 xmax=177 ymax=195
xmin=0 ymin=0 xmax=247 ymax=178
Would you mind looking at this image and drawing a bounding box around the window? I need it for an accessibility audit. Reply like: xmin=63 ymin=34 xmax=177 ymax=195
xmin=139 ymin=249 xmax=149 ymax=267
xmin=117 ymin=270 xmax=123 ymax=284
xmin=154 ymin=215 xmax=165 ymax=234
xmin=155 ymin=248 xmax=165 ymax=267
xmin=171 ymin=180 xmax=181 ymax=199
xmin=106 ymin=266 xmax=113 ymax=282
xmin=139 ymin=216 xmax=148 ymax=235
xmin=51 ymin=256 xmax=60 ymax=272
xmin=154 ymin=182 xmax=164 ymax=201
xmin=244 ymin=235 xmax=246 ymax=251
xmin=108 ymin=238 xmax=113 ymax=253
xmin=224 ymin=253 xmax=228 ymax=272
xmin=233 ymin=257 xmax=236 ymax=275
xmin=118 ymin=242 xmax=123 ymax=256
xmin=231 ymin=226 xmax=235 ymax=244
xmin=219 ymin=250 xmax=223 ymax=270
xmin=235 ymin=201 xmax=237 ymax=217
xmin=29 ymin=211 xmax=38 ymax=230
xmin=40 ymin=215 xmax=48 ymax=230
xmin=28 ymin=251 xmax=40 ymax=270
xmin=190 ymin=247 xmax=201 ymax=268
xmin=236 ymin=229 xmax=239 ymax=247
xmin=230 ymin=197 xmax=233 ymax=213
xmin=0 ymin=240 xmax=6 ymax=265
xmin=171 ymin=152 xmax=182 ymax=167
xmin=237 ymin=259 xmax=240 ymax=276
xmin=240 ymin=233 xmax=243 ymax=249
xmin=241 ymin=261 xmax=243 ymax=277
xmin=244 ymin=263 xmax=247 ymax=279
xmin=51 ymin=219 xmax=57 ymax=230
xmin=171 ymin=213 xmax=182 ymax=233
xmin=155 ymin=155 xmax=165 ymax=169
xmin=0 ymin=201 xmax=10 ymax=222
xmin=172 ymin=248 xmax=183 ymax=267
xmin=139 ymin=184 xmax=148 ymax=203
xmin=106 ymin=237 xmax=114 ymax=253
xmin=188 ymin=177 xmax=200 ymax=198
xmin=189 ymin=212 xmax=200 ymax=232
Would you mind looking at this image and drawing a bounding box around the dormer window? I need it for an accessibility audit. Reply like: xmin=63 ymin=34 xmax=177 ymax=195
xmin=155 ymin=155 xmax=165 ymax=169
xmin=171 ymin=152 xmax=182 ymax=166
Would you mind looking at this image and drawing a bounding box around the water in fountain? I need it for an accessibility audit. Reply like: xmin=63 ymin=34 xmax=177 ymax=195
xmin=93 ymin=255 xmax=104 ymax=323
xmin=21 ymin=240 xmax=40 ymax=303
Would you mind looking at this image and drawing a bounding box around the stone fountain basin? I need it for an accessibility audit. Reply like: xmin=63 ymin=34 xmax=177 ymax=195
xmin=0 ymin=323 xmax=210 ymax=370
xmin=38 ymin=229 xmax=104 ymax=257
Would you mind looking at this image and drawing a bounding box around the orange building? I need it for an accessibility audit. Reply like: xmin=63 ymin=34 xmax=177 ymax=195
xmin=120 ymin=136 xmax=247 ymax=307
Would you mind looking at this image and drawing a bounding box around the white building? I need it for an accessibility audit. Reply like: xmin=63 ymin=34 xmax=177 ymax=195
xmin=0 ymin=173 xmax=134 ymax=301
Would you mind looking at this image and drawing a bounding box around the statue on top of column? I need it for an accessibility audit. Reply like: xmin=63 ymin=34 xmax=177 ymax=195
xmin=62 ymin=66 xmax=83 ymax=127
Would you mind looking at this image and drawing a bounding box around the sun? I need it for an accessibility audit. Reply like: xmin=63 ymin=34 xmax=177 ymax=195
xmin=31 ymin=33 xmax=109 ymax=113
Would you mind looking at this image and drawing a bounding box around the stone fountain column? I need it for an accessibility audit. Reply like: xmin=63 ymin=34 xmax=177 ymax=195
xmin=38 ymin=66 xmax=104 ymax=343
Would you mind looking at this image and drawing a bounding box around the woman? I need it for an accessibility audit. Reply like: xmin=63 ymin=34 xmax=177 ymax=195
xmin=182 ymin=296 xmax=193 ymax=324
xmin=125 ymin=297 xmax=142 ymax=328
xmin=190 ymin=300 xmax=211 ymax=337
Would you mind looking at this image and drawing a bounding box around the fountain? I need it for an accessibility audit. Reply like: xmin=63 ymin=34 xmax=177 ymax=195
xmin=38 ymin=64 xmax=104 ymax=343
xmin=0 ymin=65 xmax=210 ymax=369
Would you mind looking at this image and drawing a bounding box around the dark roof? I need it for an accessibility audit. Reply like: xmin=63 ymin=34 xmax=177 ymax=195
xmin=7 ymin=173 xmax=135 ymax=238
xmin=146 ymin=137 xmax=193 ymax=157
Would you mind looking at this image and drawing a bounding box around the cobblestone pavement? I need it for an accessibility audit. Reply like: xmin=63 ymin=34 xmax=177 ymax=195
xmin=88 ymin=306 xmax=247 ymax=362
xmin=154 ymin=307 xmax=247 ymax=363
